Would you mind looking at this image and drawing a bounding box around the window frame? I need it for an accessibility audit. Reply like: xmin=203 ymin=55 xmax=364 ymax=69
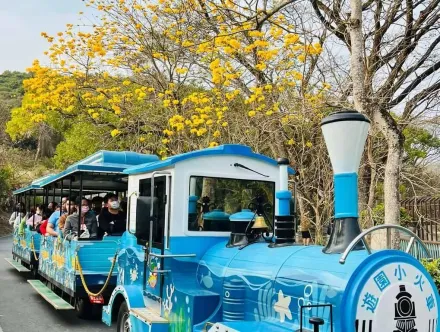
xmin=135 ymin=174 xmax=170 ymax=249
xmin=184 ymin=173 xmax=276 ymax=236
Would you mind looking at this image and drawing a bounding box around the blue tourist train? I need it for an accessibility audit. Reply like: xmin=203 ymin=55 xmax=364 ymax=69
xmin=6 ymin=110 xmax=440 ymax=331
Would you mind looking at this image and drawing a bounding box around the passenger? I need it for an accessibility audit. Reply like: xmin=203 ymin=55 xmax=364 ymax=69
xmin=26 ymin=205 xmax=44 ymax=227
xmin=98 ymin=194 xmax=126 ymax=238
xmin=64 ymin=197 xmax=97 ymax=239
xmin=9 ymin=203 xmax=25 ymax=228
xmin=37 ymin=209 xmax=51 ymax=236
xmin=46 ymin=197 xmax=68 ymax=237
xmin=48 ymin=201 xmax=58 ymax=213
xmin=91 ymin=196 xmax=103 ymax=216
xmin=58 ymin=199 xmax=74 ymax=232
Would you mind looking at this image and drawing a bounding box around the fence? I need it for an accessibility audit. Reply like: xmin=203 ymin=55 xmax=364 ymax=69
xmin=400 ymin=238 xmax=440 ymax=260
xmin=401 ymin=197 xmax=440 ymax=242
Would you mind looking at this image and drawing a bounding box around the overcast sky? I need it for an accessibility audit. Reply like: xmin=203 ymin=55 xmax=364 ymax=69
xmin=0 ymin=0 xmax=85 ymax=73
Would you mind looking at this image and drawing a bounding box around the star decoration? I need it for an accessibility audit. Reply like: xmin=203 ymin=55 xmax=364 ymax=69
xmin=274 ymin=290 xmax=292 ymax=323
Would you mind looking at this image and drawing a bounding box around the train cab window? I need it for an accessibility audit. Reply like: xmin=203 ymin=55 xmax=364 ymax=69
xmin=188 ymin=176 xmax=275 ymax=232
xmin=136 ymin=177 xmax=166 ymax=247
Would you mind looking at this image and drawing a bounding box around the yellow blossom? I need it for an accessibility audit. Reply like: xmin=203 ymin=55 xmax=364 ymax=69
xmin=248 ymin=110 xmax=256 ymax=117
xmin=209 ymin=142 xmax=219 ymax=147
xmin=110 ymin=129 xmax=120 ymax=137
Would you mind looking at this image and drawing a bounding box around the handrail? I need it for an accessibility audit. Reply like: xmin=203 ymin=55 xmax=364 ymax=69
xmin=339 ymin=224 xmax=431 ymax=265
xmin=150 ymin=253 xmax=196 ymax=258
xmin=148 ymin=171 xmax=172 ymax=267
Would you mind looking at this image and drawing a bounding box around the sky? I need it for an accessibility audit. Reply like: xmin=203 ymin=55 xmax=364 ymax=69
xmin=0 ymin=0 xmax=85 ymax=73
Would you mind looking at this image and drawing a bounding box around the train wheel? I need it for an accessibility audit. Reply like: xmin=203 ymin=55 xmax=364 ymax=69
xmin=30 ymin=266 xmax=38 ymax=279
xmin=117 ymin=302 xmax=130 ymax=332
xmin=75 ymin=297 xmax=92 ymax=319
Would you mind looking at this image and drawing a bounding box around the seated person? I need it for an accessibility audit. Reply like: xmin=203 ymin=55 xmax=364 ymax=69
xmin=58 ymin=199 xmax=74 ymax=231
xmin=10 ymin=203 xmax=25 ymax=229
xmin=48 ymin=201 xmax=58 ymax=214
xmin=98 ymin=194 xmax=126 ymax=237
xmin=91 ymin=196 xmax=104 ymax=216
xmin=46 ymin=197 xmax=67 ymax=237
xmin=26 ymin=205 xmax=44 ymax=227
xmin=37 ymin=209 xmax=51 ymax=235
xmin=64 ymin=197 xmax=97 ymax=239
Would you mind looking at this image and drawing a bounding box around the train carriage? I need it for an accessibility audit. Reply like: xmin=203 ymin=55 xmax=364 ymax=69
xmin=102 ymin=111 xmax=440 ymax=332
xmin=9 ymin=175 xmax=54 ymax=275
xmin=25 ymin=150 xmax=158 ymax=317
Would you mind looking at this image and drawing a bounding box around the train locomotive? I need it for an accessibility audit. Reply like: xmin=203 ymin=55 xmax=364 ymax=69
xmin=101 ymin=110 xmax=440 ymax=332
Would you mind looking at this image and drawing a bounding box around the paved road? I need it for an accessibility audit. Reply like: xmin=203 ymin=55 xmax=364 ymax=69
xmin=0 ymin=235 xmax=115 ymax=332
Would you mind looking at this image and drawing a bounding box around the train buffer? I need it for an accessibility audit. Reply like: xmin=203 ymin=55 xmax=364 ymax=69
xmin=4 ymin=258 xmax=30 ymax=272
xmin=27 ymin=280 xmax=74 ymax=310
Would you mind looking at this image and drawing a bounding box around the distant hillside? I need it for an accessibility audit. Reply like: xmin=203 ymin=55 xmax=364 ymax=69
xmin=0 ymin=71 xmax=30 ymax=142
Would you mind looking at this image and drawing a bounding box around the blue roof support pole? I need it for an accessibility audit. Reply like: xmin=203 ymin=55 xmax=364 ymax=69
xmin=26 ymin=190 xmax=30 ymax=215
xmin=33 ymin=189 xmax=36 ymax=228
xmin=77 ymin=173 xmax=83 ymax=239
xmin=68 ymin=176 xmax=72 ymax=214
xmin=60 ymin=177 xmax=64 ymax=209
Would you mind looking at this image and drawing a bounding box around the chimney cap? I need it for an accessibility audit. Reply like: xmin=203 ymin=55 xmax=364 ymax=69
xmin=321 ymin=109 xmax=370 ymax=127
xmin=277 ymin=157 xmax=290 ymax=165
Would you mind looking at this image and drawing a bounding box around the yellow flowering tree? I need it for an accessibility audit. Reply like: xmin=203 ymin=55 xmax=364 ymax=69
xmin=8 ymin=0 xmax=335 ymax=236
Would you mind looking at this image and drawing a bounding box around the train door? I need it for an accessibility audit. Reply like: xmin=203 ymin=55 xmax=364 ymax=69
xmin=138 ymin=173 xmax=171 ymax=311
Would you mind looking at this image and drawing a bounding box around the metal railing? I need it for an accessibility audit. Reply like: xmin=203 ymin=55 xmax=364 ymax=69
xmin=339 ymin=224 xmax=431 ymax=264
xmin=400 ymin=238 xmax=440 ymax=260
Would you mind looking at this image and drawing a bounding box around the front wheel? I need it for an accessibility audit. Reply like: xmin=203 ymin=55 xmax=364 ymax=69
xmin=117 ymin=302 xmax=131 ymax=332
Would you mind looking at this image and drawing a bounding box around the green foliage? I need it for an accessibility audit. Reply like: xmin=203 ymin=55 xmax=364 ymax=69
xmin=53 ymin=121 xmax=111 ymax=168
xmin=361 ymin=203 xmax=413 ymax=227
xmin=421 ymin=259 xmax=440 ymax=291
xmin=0 ymin=71 xmax=29 ymax=105
xmin=403 ymin=125 xmax=440 ymax=165
xmin=0 ymin=165 xmax=13 ymax=199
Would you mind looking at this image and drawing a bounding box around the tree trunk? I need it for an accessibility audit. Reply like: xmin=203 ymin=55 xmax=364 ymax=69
xmin=383 ymin=131 xmax=403 ymax=249
xmin=348 ymin=0 xmax=368 ymax=115
xmin=371 ymin=111 xmax=404 ymax=249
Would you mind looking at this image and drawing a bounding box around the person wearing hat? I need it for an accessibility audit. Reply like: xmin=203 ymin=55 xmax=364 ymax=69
xmin=63 ymin=197 xmax=97 ymax=239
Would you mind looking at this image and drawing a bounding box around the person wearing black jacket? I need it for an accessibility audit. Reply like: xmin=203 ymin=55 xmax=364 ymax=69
xmin=98 ymin=194 xmax=126 ymax=238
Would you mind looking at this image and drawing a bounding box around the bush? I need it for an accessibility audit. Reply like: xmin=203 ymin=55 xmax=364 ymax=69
xmin=421 ymin=258 xmax=440 ymax=291
xmin=361 ymin=203 xmax=413 ymax=228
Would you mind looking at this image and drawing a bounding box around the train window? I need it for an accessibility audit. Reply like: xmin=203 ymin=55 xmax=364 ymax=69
xmin=188 ymin=176 xmax=275 ymax=232
xmin=136 ymin=177 xmax=166 ymax=247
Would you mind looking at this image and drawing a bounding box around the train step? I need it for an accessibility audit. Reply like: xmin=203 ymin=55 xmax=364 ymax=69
xmin=4 ymin=257 xmax=30 ymax=272
xmin=130 ymin=308 xmax=169 ymax=332
xmin=27 ymin=280 xmax=74 ymax=310
xmin=130 ymin=307 xmax=168 ymax=324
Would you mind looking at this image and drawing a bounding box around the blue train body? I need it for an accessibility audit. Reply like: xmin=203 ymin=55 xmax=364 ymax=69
xmin=101 ymin=142 xmax=440 ymax=332
xmin=12 ymin=227 xmax=40 ymax=269
xmin=38 ymin=236 xmax=119 ymax=296
xmin=9 ymin=111 xmax=440 ymax=331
